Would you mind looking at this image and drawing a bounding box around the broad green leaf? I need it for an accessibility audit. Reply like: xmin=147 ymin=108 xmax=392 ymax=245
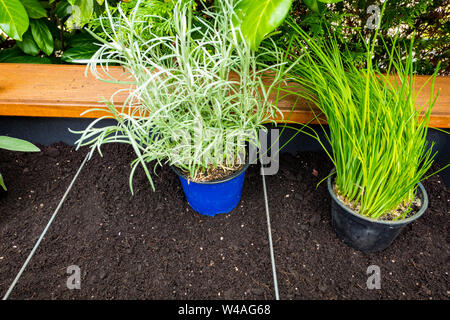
xmin=234 ymin=0 xmax=293 ymax=51
xmin=304 ymin=0 xmax=342 ymax=13
xmin=67 ymin=32 xmax=97 ymax=48
xmin=0 ymin=53 xmax=53 ymax=63
xmin=0 ymin=173 xmax=6 ymax=191
xmin=16 ymin=30 xmax=40 ymax=55
xmin=0 ymin=0 xmax=29 ymax=40
xmin=0 ymin=46 xmax=52 ymax=64
xmin=55 ymin=0 xmax=71 ymax=19
xmin=0 ymin=136 xmax=40 ymax=152
xmin=303 ymin=0 xmax=319 ymax=12
xmin=0 ymin=46 xmax=51 ymax=63
xmin=67 ymin=0 xmax=94 ymax=29
xmin=21 ymin=0 xmax=47 ymax=19
xmin=30 ymin=18 xmax=54 ymax=55
xmin=0 ymin=46 xmax=23 ymax=62
xmin=61 ymin=45 xmax=97 ymax=63
xmin=317 ymin=0 xmax=343 ymax=3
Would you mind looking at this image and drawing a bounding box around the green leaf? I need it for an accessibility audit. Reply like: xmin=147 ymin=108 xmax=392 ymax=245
xmin=30 ymin=18 xmax=54 ymax=55
xmin=66 ymin=32 xmax=97 ymax=48
xmin=96 ymin=0 xmax=104 ymax=5
xmin=0 ymin=46 xmax=23 ymax=61
xmin=304 ymin=0 xmax=341 ymax=13
xmin=20 ymin=0 xmax=47 ymax=19
xmin=234 ymin=0 xmax=293 ymax=51
xmin=303 ymin=0 xmax=320 ymax=13
xmin=0 ymin=44 xmax=52 ymax=63
xmin=16 ymin=30 xmax=40 ymax=55
xmin=55 ymin=0 xmax=71 ymax=19
xmin=61 ymin=45 xmax=97 ymax=63
xmin=0 ymin=173 xmax=6 ymax=191
xmin=1 ymin=54 xmax=53 ymax=63
xmin=317 ymin=0 xmax=342 ymax=3
xmin=67 ymin=0 xmax=94 ymax=29
xmin=0 ymin=136 xmax=40 ymax=152
xmin=0 ymin=0 xmax=29 ymax=40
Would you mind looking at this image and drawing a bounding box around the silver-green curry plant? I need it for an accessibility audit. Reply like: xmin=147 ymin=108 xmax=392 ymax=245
xmin=0 ymin=136 xmax=40 ymax=190
xmin=72 ymin=0 xmax=294 ymax=193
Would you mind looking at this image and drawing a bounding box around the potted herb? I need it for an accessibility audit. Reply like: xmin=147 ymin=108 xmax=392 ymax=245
xmin=0 ymin=136 xmax=40 ymax=190
xmin=73 ymin=0 xmax=289 ymax=216
xmin=285 ymin=24 xmax=449 ymax=251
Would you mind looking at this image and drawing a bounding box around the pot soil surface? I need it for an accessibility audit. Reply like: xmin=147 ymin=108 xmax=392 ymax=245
xmin=0 ymin=143 xmax=448 ymax=299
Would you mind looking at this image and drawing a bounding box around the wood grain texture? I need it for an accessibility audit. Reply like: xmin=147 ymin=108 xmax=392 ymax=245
xmin=0 ymin=63 xmax=449 ymax=127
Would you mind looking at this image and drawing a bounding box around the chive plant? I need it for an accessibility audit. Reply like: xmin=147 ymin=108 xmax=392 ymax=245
xmin=284 ymin=24 xmax=447 ymax=220
xmin=73 ymin=0 xmax=285 ymax=192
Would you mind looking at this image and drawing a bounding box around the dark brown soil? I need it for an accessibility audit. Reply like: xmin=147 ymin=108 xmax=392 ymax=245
xmin=267 ymin=152 xmax=449 ymax=300
xmin=0 ymin=143 xmax=448 ymax=300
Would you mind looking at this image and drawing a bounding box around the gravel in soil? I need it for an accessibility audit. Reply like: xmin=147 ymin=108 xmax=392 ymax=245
xmin=0 ymin=143 xmax=448 ymax=299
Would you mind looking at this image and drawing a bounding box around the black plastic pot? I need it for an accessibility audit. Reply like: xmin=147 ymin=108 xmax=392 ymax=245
xmin=327 ymin=171 xmax=428 ymax=253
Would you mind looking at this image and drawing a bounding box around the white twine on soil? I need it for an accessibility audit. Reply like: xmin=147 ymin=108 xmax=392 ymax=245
xmin=261 ymin=166 xmax=280 ymax=300
xmin=2 ymin=153 xmax=89 ymax=300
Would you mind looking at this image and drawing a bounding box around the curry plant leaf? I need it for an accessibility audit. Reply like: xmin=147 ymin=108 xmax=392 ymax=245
xmin=21 ymin=0 xmax=47 ymax=19
xmin=234 ymin=0 xmax=293 ymax=51
xmin=0 ymin=136 xmax=40 ymax=152
xmin=0 ymin=0 xmax=29 ymax=40
xmin=30 ymin=18 xmax=54 ymax=55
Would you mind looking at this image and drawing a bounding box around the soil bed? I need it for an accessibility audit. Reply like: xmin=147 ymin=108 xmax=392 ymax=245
xmin=0 ymin=143 xmax=448 ymax=299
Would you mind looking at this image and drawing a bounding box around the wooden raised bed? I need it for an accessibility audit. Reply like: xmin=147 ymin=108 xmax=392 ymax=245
xmin=0 ymin=63 xmax=449 ymax=128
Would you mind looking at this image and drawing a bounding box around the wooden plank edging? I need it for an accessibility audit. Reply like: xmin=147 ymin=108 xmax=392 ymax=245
xmin=0 ymin=63 xmax=449 ymax=127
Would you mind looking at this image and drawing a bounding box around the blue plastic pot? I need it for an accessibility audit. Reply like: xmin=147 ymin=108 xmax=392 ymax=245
xmin=172 ymin=163 xmax=250 ymax=216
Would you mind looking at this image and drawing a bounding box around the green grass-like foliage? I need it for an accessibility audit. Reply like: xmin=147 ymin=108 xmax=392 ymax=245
xmin=285 ymin=22 xmax=447 ymax=220
xmin=73 ymin=0 xmax=285 ymax=193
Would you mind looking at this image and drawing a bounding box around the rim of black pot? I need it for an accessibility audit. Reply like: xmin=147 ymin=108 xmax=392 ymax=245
xmin=171 ymin=161 xmax=251 ymax=185
xmin=327 ymin=169 xmax=428 ymax=226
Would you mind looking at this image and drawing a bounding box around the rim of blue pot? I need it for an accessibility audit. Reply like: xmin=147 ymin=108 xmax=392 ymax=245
xmin=171 ymin=161 xmax=250 ymax=185
xmin=327 ymin=169 xmax=428 ymax=226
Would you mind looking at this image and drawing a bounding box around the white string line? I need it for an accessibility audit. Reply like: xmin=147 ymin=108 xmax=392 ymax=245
xmin=2 ymin=153 xmax=89 ymax=300
xmin=261 ymin=166 xmax=280 ymax=300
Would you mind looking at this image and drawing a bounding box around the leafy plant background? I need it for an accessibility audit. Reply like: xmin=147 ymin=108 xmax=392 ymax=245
xmin=0 ymin=0 xmax=448 ymax=74
xmin=0 ymin=0 xmax=119 ymax=64
xmin=273 ymin=0 xmax=449 ymax=75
